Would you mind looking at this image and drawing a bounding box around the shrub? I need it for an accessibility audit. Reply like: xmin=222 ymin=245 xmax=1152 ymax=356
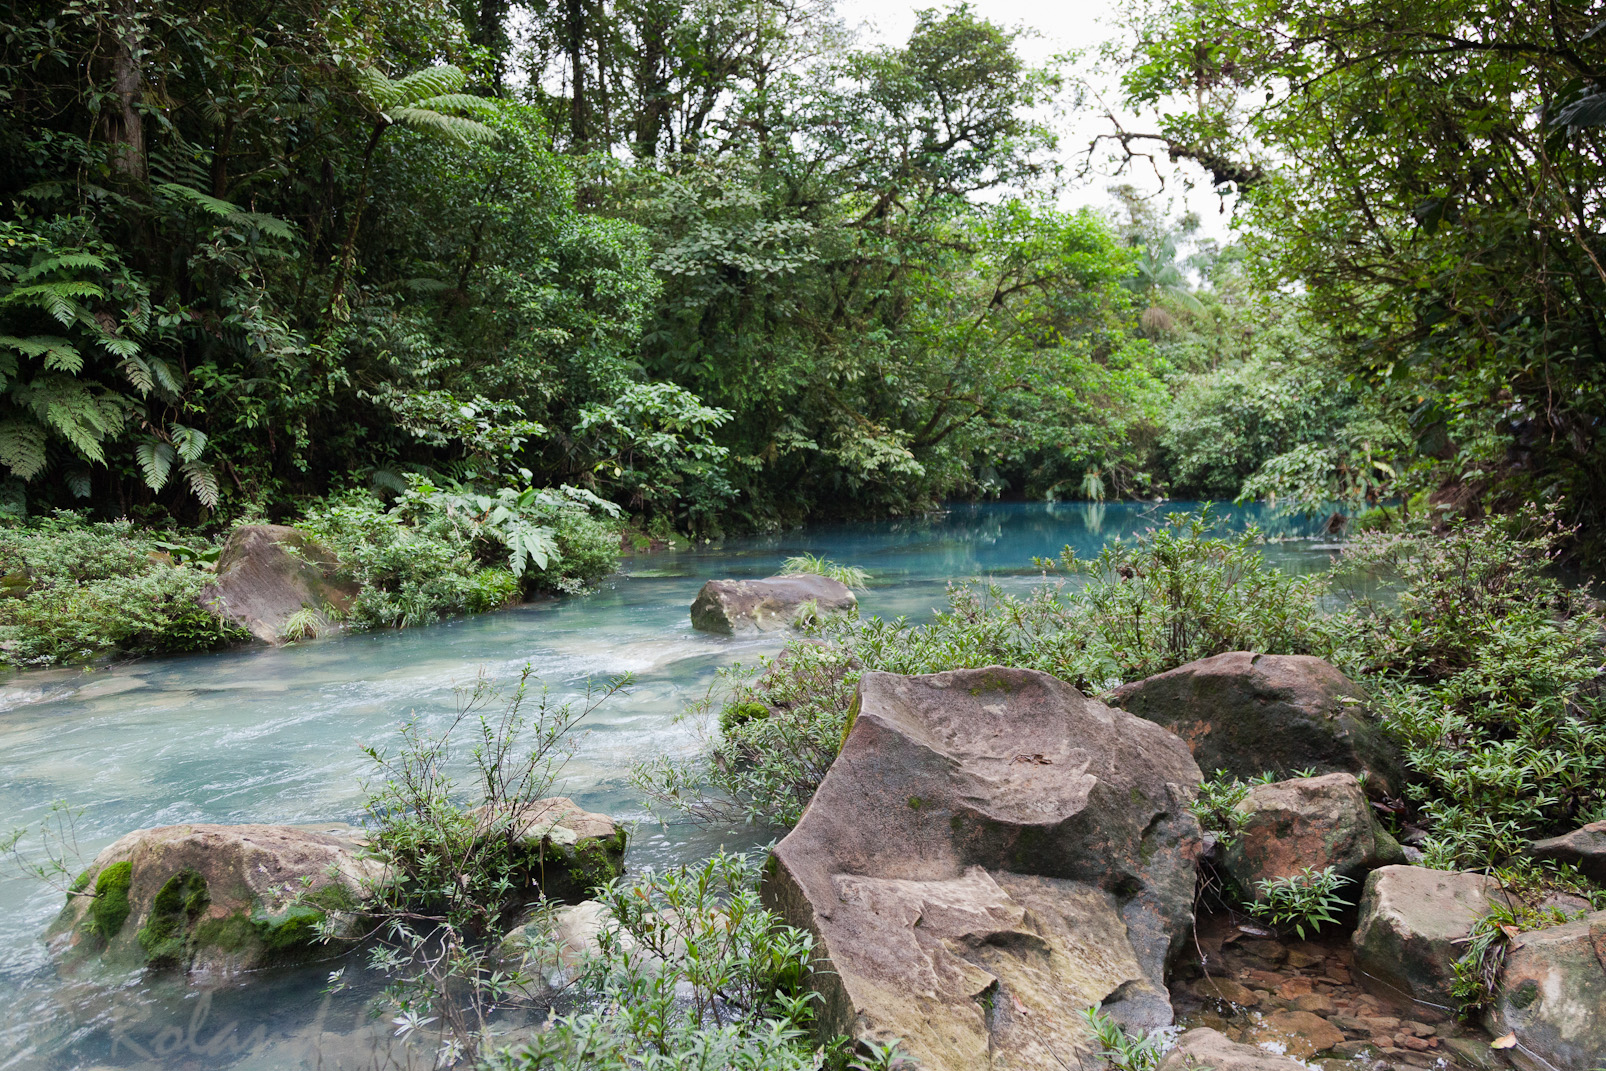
xmin=504 ymin=851 xmax=833 ymax=1071
xmin=0 ymin=513 xmax=246 ymax=665
xmin=1249 ymin=865 xmax=1351 ymax=940
xmin=1335 ymin=507 xmax=1606 ymax=868
xmin=298 ymin=478 xmax=622 ymax=629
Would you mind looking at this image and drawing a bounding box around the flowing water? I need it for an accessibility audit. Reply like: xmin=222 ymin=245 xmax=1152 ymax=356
xmin=0 ymin=501 xmax=1338 ymax=1071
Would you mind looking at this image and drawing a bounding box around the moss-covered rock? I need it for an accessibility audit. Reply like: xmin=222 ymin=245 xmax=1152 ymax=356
xmin=475 ymin=797 xmax=626 ymax=904
xmin=48 ymin=823 xmax=387 ymax=974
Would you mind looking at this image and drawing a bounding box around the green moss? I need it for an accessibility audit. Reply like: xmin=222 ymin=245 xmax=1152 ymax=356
xmin=907 ymin=796 xmax=922 ymax=810
xmin=253 ymin=903 xmax=326 ymax=951
xmin=68 ymin=869 xmax=91 ymax=895
xmin=87 ymin=861 xmax=133 ymax=941
xmin=137 ymin=868 xmax=210 ymax=966
xmin=1508 ymin=978 xmax=1540 ymax=1011
xmin=194 ymin=912 xmax=258 ymax=954
xmin=305 ymin=881 xmax=360 ymax=914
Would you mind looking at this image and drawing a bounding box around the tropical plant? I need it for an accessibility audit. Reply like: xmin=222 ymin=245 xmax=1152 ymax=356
xmin=778 ymin=553 xmax=870 ymax=591
xmin=1082 ymin=1004 xmax=1172 ymax=1071
xmin=1249 ymin=866 xmax=1351 ymax=940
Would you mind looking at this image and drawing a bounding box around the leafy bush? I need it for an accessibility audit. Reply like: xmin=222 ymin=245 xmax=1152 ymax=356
xmin=352 ymin=667 xmax=630 ymax=1062
xmin=1082 ymin=1005 xmax=1174 ymax=1071
xmin=0 ymin=513 xmax=246 ymax=665
xmin=1188 ymin=770 xmax=1252 ymax=849
xmin=298 ymin=478 xmax=621 ymax=629
xmin=634 ymin=643 xmax=860 ymax=829
xmin=508 ymin=851 xmax=829 ymax=1071
xmin=1334 ymin=507 xmax=1606 ymax=868
xmin=1249 ymin=865 xmax=1351 ymax=940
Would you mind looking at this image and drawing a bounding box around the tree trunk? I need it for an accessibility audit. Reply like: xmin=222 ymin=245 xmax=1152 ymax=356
xmin=106 ymin=0 xmax=146 ymax=184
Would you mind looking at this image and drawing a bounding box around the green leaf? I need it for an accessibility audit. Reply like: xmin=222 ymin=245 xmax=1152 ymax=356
xmin=155 ymin=182 xmax=238 ymax=217
xmin=135 ymin=440 xmax=176 ymax=491
xmin=181 ymin=460 xmax=220 ymax=508
xmin=0 ymin=420 xmax=47 ymax=479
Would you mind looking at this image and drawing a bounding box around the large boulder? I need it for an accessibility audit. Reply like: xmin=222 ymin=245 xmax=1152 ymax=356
xmin=476 ymin=796 xmax=626 ymax=903
xmin=1106 ymin=652 xmax=1402 ymax=794
xmin=1222 ymin=773 xmax=1405 ymax=898
xmin=1352 ymin=865 xmax=1501 ymax=1006
xmin=1526 ymin=820 xmax=1606 ymax=885
xmin=1487 ymin=910 xmax=1606 ymax=1071
xmin=202 ymin=524 xmax=360 ymax=643
xmin=1158 ymin=1028 xmax=1314 ymax=1071
xmin=47 ymin=823 xmax=386 ymax=974
xmin=689 ymin=574 xmax=857 ymax=634
xmin=763 ymin=666 xmax=1205 ymax=1070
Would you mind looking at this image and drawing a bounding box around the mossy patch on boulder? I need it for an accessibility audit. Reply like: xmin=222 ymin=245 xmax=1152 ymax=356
xmin=137 ymin=867 xmax=210 ymax=965
xmin=86 ymin=860 xmax=133 ymax=941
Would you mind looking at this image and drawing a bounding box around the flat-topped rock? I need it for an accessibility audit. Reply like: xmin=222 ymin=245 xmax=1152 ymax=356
xmin=1160 ymin=1027 xmax=1316 ymax=1071
xmin=1351 ymin=865 xmax=1501 ymax=1007
xmin=763 ymin=666 xmax=1204 ymax=1069
xmin=1107 ymin=652 xmax=1402 ymax=793
xmin=689 ymin=574 xmax=857 ymax=634
xmin=1526 ymin=820 xmax=1606 ymax=885
xmin=47 ymin=823 xmax=386 ymax=974
xmin=202 ymin=524 xmax=360 ymax=643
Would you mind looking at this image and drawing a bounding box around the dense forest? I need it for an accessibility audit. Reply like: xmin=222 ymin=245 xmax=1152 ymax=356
xmin=8 ymin=0 xmax=1599 ymax=544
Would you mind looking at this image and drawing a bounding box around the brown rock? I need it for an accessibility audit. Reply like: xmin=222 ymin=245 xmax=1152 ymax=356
xmin=1293 ymin=993 xmax=1334 ymax=1014
xmin=1192 ymin=976 xmax=1260 ymax=1007
xmin=1223 ymin=773 xmax=1406 ymax=898
xmin=1241 ymin=938 xmax=1288 ymax=963
xmin=1485 ymin=909 xmax=1606 ymax=1071
xmin=1398 ymin=1035 xmax=1432 ymax=1052
xmin=1278 ymin=977 xmax=1314 ymax=998
xmin=1160 ymin=1028 xmax=1315 ymax=1071
xmin=1250 ymin=1010 xmax=1346 ymax=1058
xmin=1399 ymin=1021 xmax=1435 ymax=1038
xmin=48 ymin=823 xmax=385 ymax=973
xmin=763 ymin=666 xmax=1204 ymax=1068
xmin=1352 ymin=866 xmax=1501 ymax=1006
xmin=1526 ymin=820 xmax=1606 ymax=885
xmin=473 ymin=796 xmax=626 ymax=903
xmin=1105 ymin=652 xmax=1403 ymax=793
xmin=689 ymin=574 xmax=857 ymax=634
xmin=202 ymin=525 xmax=361 ymax=643
xmin=1286 ymin=947 xmax=1325 ymax=969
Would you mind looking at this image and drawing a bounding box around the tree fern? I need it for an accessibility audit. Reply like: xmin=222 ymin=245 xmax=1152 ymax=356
xmin=136 ymin=439 xmax=176 ymax=491
xmin=0 ymin=420 xmax=47 ymax=479
xmin=181 ymin=459 xmax=219 ymax=508
xmin=354 ymin=65 xmax=500 ymax=145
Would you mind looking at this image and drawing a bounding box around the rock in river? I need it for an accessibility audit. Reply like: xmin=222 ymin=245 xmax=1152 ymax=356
xmin=1351 ymin=864 xmax=1501 ymax=1007
xmin=689 ymin=574 xmax=857 ymax=634
xmin=763 ymin=666 xmax=1204 ymax=1070
xmin=1107 ymin=651 xmax=1403 ymax=794
xmin=48 ymin=823 xmax=386 ymax=974
xmin=202 ymin=524 xmax=360 ymax=643
xmin=475 ymin=795 xmax=626 ymax=902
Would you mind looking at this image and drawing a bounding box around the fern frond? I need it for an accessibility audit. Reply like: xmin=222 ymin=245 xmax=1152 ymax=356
xmin=155 ymin=182 xmax=237 ymax=217
xmin=226 ymin=211 xmax=296 ymax=241
xmin=386 ymin=65 xmax=466 ymax=108
xmin=40 ymin=340 xmax=84 ymax=374
xmin=120 ymin=355 xmax=154 ymax=394
xmin=171 ymin=424 xmax=207 ymax=461
xmin=181 ymin=459 xmax=220 ymax=508
xmin=3 ymin=282 xmax=102 ymax=325
xmin=0 ymin=420 xmax=48 ymax=479
xmin=66 ymin=470 xmax=91 ymax=498
xmin=149 ymin=356 xmax=182 ymax=395
xmin=390 ymin=107 xmax=499 ymax=145
xmin=136 ymin=439 xmax=176 ymax=490
xmin=410 ymin=93 xmax=499 ymax=117
xmin=99 ymin=336 xmax=140 ymax=359
xmin=17 ymin=254 xmax=109 ymax=282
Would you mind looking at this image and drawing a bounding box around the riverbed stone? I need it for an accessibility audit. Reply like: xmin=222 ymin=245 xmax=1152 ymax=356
xmin=47 ymin=823 xmax=386 ymax=974
xmin=1159 ymin=1027 xmax=1314 ymax=1071
xmin=474 ymin=796 xmax=626 ymax=902
xmin=762 ymin=666 xmax=1204 ymax=1070
xmin=1222 ymin=773 xmax=1405 ymax=899
xmin=1526 ymin=820 xmax=1606 ymax=885
xmin=1485 ymin=910 xmax=1606 ymax=1071
xmin=689 ymin=574 xmax=857 ymax=634
xmin=1106 ymin=652 xmax=1403 ymax=794
xmin=202 ymin=524 xmax=360 ymax=643
xmin=1351 ymin=865 xmax=1501 ymax=1007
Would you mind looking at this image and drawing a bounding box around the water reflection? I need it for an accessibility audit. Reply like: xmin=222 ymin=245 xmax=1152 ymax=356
xmin=0 ymin=501 xmax=1335 ymax=1071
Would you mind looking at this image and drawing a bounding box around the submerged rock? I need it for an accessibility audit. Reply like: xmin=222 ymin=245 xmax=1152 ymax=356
xmin=1351 ymin=865 xmax=1501 ymax=1007
xmin=202 ymin=524 xmax=360 ymax=643
xmin=1106 ymin=652 xmax=1402 ymax=794
xmin=477 ymin=796 xmax=626 ymax=902
xmin=1222 ymin=773 xmax=1405 ymax=897
xmin=1487 ymin=909 xmax=1606 ymax=1071
xmin=689 ymin=574 xmax=857 ymax=634
xmin=48 ymin=823 xmax=386 ymax=974
xmin=1159 ymin=1028 xmax=1314 ymax=1071
xmin=1526 ymin=820 xmax=1606 ymax=885
xmin=763 ymin=666 xmax=1204 ymax=1070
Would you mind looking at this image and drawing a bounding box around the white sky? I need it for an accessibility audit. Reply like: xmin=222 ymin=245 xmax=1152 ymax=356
xmin=836 ymin=0 xmax=1238 ymax=242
